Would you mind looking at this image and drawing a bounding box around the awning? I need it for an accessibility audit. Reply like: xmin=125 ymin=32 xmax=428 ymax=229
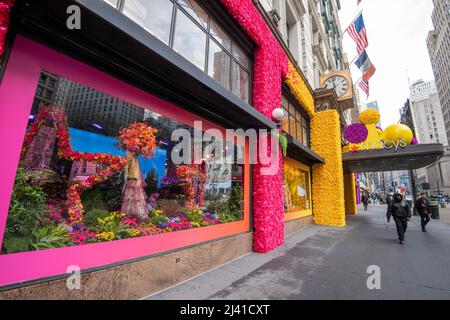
xmin=286 ymin=135 xmax=325 ymax=165
xmin=342 ymin=144 xmax=445 ymax=173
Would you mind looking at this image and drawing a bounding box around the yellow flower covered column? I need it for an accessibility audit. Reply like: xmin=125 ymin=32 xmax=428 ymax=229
xmin=310 ymin=110 xmax=346 ymax=227
xmin=344 ymin=173 xmax=357 ymax=215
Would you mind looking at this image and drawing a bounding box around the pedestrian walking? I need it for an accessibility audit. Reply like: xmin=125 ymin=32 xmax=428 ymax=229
xmin=387 ymin=193 xmax=411 ymax=245
xmin=362 ymin=193 xmax=369 ymax=211
xmin=415 ymin=193 xmax=431 ymax=232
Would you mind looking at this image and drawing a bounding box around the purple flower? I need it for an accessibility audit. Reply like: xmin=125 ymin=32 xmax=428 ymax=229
xmin=411 ymin=137 xmax=419 ymax=145
xmin=344 ymin=124 xmax=369 ymax=144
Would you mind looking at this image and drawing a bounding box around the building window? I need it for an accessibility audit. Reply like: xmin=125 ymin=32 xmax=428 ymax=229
xmin=110 ymin=0 xmax=252 ymax=103
xmin=281 ymin=94 xmax=310 ymax=148
xmin=283 ymin=158 xmax=312 ymax=221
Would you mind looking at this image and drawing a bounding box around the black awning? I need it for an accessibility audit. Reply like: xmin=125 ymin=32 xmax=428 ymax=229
xmin=286 ymin=135 xmax=324 ymax=165
xmin=13 ymin=0 xmax=276 ymax=131
xmin=342 ymin=144 xmax=445 ymax=173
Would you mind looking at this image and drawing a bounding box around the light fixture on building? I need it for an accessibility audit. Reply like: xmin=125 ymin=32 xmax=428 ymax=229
xmin=272 ymin=108 xmax=284 ymax=125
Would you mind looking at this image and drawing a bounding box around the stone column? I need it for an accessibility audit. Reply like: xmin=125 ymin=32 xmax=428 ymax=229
xmin=310 ymin=89 xmax=346 ymax=227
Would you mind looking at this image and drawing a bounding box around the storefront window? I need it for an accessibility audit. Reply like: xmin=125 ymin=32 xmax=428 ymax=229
xmin=1 ymin=71 xmax=245 ymax=255
xmin=282 ymin=94 xmax=310 ymax=148
xmin=283 ymin=158 xmax=312 ymax=220
xmin=123 ymin=0 xmax=174 ymax=45
xmin=110 ymin=0 xmax=252 ymax=103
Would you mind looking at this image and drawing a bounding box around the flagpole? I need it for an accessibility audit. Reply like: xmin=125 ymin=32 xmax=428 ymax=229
xmin=349 ymin=54 xmax=360 ymax=65
xmin=340 ymin=9 xmax=363 ymax=38
xmin=353 ymin=76 xmax=362 ymax=87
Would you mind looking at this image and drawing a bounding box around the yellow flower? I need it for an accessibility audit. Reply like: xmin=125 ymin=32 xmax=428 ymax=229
xmin=151 ymin=210 xmax=164 ymax=216
xmin=284 ymin=62 xmax=315 ymax=117
xmin=191 ymin=222 xmax=201 ymax=228
xmin=127 ymin=229 xmax=141 ymax=237
xmin=359 ymin=109 xmax=380 ymax=125
xmin=96 ymin=232 xmax=115 ymax=241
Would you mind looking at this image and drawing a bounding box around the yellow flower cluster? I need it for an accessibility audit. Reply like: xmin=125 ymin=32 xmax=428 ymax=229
xmin=344 ymin=173 xmax=357 ymax=215
xmin=97 ymin=211 xmax=124 ymax=225
xmin=96 ymin=232 xmax=115 ymax=241
xmin=151 ymin=210 xmax=164 ymax=217
xmin=359 ymin=109 xmax=380 ymax=125
xmin=284 ymin=62 xmax=315 ymax=117
xmin=126 ymin=229 xmax=141 ymax=238
xmin=310 ymin=110 xmax=346 ymax=227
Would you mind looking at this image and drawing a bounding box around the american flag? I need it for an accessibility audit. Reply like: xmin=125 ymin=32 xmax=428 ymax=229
xmin=347 ymin=13 xmax=368 ymax=54
xmin=359 ymin=79 xmax=369 ymax=97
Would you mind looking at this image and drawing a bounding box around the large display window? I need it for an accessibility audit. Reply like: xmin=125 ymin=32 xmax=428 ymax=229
xmin=283 ymin=157 xmax=312 ymax=221
xmin=0 ymin=36 xmax=250 ymax=287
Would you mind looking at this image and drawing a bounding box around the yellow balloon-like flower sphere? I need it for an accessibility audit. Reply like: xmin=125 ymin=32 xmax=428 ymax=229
xmin=383 ymin=124 xmax=414 ymax=145
xmin=359 ymin=109 xmax=381 ymax=125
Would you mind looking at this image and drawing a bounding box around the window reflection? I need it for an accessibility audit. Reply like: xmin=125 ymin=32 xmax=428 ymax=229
xmin=282 ymin=94 xmax=310 ymax=148
xmin=231 ymin=62 xmax=249 ymax=102
xmin=123 ymin=0 xmax=174 ymax=45
xmin=173 ymin=11 xmax=207 ymax=71
xmin=208 ymin=39 xmax=231 ymax=90
xmin=119 ymin=0 xmax=252 ymax=103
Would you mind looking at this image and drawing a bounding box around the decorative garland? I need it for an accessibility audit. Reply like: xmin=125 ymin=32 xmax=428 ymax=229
xmin=22 ymin=105 xmax=127 ymax=224
xmin=0 ymin=0 xmax=14 ymax=58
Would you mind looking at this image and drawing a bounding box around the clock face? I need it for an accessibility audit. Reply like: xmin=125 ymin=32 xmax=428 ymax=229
xmin=323 ymin=75 xmax=350 ymax=98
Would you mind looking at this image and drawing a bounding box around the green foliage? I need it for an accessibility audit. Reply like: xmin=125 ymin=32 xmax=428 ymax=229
xmin=2 ymin=234 xmax=32 ymax=254
xmin=81 ymin=186 xmax=107 ymax=212
xmin=6 ymin=167 xmax=47 ymax=236
xmin=275 ymin=132 xmax=288 ymax=157
xmin=227 ymin=185 xmax=243 ymax=214
xmin=186 ymin=209 xmax=209 ymax=226
xmin=95 ymin=212 xmax=129 ymax=239
xmin=145 ymin=169 xmax=159 ymax=195
xmin=84 ymin=209 xmax=109 ymax=228
xmin=149 ymin=215 xmax=169 ymax=225
xmin=31 ymin=224 xmax=74 ymax=250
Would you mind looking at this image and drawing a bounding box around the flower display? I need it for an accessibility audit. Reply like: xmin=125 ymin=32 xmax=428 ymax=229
xmin=0 ymin=0 xmax=14 ymax=58
xmin=22 ymin=105 xmax=128 ymax=224
xmin=310 ymin=110 xmax=346 ymax=227
xmin=218 ymin=0 xmax=289 ymax=253
xmin=344 ymin=173 xmax=357 ymax=215
xmin=344 ymin=123 xmax=369 ymax=144
xmin=116 ymin=122 xmax=158 ymax=159
xmin=411 ymin=137 xmax=419 ymax=145
xmin=285 ymin=62 xmax=315 ymax=117
xmin=359 ymin=109 xmax=381 ymax=125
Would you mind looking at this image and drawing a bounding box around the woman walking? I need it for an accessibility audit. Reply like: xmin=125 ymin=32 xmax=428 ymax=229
xmin=387 ymin=193 xmax=412 ymax=245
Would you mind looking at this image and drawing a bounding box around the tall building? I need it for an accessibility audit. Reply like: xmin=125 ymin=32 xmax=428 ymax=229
xmin=410 ymin=80 xmax=448 ymax=146
xmin=409 ymin=79 xmax=450 ymax=196
xmin=261 ymin=0 xmax=347 ymax=89
xmin=427 ymin=0 xmax=450 ymax=144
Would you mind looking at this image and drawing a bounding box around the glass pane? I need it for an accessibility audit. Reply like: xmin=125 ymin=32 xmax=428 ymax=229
xmin=231 ymin=61 xmax=250 ymax=103
xmin=232 ymin=43 xmax=251 ymax=71
xmin=2 ymin=70 xmax=245 ymax=255
xmin=210 ymin=21 xmax=232 ymax=51
xmin=104 ymin=0 xmax=119 ymax=8
xmin=289 ymin=103 xmax=296 ymax=119
xmin=296 ymin=120 xmax=303 ymax=143
xmin=283 ymin=162 xmax=311 ymax=213
xmin=282 ymin=96 xmax=289 ymax=110
xmin=289 ymin=116 xmax=296 ymax=138
xmin=282 ymin=107 xmax=289 ymax=133
xmin=173 ymin=11 xmax=207 ymax=71
xmin=303 ymin=126 xmax=309 ymax=147
xmin=208 ymin=38 xmax=231 ymax=90
xmin=123 ymin=0 xmax=173 ymax=45
xmin=177 ymin=0 xmax=208 ymax=30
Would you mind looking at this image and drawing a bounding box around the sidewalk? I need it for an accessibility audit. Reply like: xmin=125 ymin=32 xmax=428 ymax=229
xmin=145 ymin=205 xmax=450 ymax=300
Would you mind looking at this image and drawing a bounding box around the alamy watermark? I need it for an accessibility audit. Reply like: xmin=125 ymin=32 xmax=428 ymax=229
xmin=366 ymin=265 xmax=381 ymax=290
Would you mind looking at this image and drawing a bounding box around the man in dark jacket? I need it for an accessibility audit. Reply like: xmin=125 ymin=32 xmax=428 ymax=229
xmin=387 ymin=193 xmax=412 ymax=244
xmin=415 ymin=193 xmax=431 ymax=232
xmin=362 ymin=194 xmax=369 ymax=211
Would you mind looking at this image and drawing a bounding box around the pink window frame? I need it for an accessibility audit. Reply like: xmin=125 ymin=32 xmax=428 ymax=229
xmin=0 ymin=36 xmax=250 ymax=288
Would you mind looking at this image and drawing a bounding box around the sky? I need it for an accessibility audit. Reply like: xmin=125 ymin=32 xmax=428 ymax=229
xmin=338 ymin=0 xmax=435 ymax=129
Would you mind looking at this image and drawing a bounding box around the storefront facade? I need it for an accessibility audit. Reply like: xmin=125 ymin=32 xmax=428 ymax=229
xmin=0 ymin=0 xmax=350 ymax=299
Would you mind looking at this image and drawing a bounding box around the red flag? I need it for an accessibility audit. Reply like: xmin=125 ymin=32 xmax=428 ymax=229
xmin=359 ymin=79 xmax=369 ymax=97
